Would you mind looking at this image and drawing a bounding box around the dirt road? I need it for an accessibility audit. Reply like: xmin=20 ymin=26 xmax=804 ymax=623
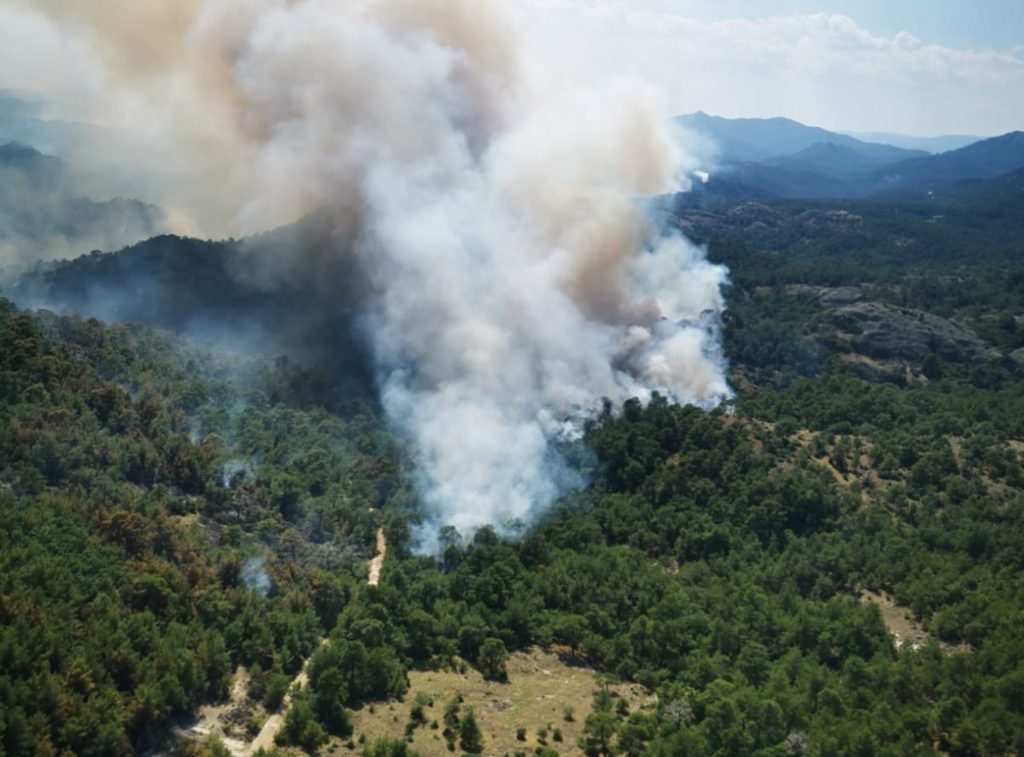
xmin=246 ymin=648 xmax=320 ymax=754
xmin=244 ymin=530 xmax=387 ymax=751
xmin=368 ymin=527 xmax=387 ymax=587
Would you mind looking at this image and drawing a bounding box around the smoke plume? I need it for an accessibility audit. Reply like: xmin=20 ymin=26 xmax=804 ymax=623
xmin=4 ymin=0 xmax=731 ymax=543
xmin=241 ymin=555 xmax=272 ymax=597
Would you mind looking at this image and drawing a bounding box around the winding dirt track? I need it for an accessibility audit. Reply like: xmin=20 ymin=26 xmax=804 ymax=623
xmin=244 ymin=529 xmax=388 ymax=752
xmin=246 ymin=649 xmax=320 ymax=754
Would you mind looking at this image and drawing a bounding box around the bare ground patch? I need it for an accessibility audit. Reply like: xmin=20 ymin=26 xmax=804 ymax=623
xmin=368 ymin=528 xmax=387 ymax=587
xmin=173 ymin=667 xmax=254 ymax=756
xmin=859 ymin=588 xmax=932 ymax=651
xmin=342 ymin=648 xmax=650 ymax=756
xmin=858 ymin=588 xmax=970 ymax=657
xmin=249 ymin=639 xmax=328 ymax=754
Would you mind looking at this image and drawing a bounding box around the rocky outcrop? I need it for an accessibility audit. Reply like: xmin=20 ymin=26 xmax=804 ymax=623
xmin=794 ymin=209 xmax=863 ymax=232
xmin=818 ymin=286 xmax=863 ymax=308
xmin=724 ymin=202 xmax=783 ymax=229
xmin=762 ymin=285 xmax=999 ymax=367
xmin=827 ymin=301 xmax=997 ymax=363
xmin=780 ymin=284 xmax=863 ymax=306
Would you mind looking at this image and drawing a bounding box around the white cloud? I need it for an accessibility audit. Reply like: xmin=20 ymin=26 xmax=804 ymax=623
xmin=521 ymin=1 xmax=1024 ymax=135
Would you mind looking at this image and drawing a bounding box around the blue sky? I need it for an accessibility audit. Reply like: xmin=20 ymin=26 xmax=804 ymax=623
xmin=650 ymin=0 xmax=1024 ymax=52
xmin=531 ymin=0 xmax=1024 ymax=136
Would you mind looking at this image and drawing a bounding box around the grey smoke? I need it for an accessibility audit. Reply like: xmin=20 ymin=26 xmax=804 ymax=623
xmin=3 ymin=0 xmax=732 ymax=544
xmin=241 ymin=555 xmax=271 ymax=596
xmin=221 ymin=458 xmax=256 ymax=489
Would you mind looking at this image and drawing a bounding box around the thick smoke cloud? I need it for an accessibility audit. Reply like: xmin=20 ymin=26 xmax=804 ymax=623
xmin=5 ymin=0 xmax=731 ymax=544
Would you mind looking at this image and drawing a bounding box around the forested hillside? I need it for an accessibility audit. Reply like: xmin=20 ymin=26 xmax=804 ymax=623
xmin=0 ymin=300 xmax=405 ymax=754
xmin=2 ymin=185 xmax=1024 ymax=756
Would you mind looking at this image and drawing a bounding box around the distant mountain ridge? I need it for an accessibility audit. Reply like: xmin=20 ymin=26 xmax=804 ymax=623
xmin=675 ymin=112 xmax=1024 ymax=202
xmin=0 ymin=141 xmax=64 ymax=189
xmin=676 ymin=111 xmax=927 ymax=165
xmin=872 ymin=131 xmax=1024 ymax=194
xmin=844 ymin=131 xmax=983 ymax=154
xmin=760 ymin=142 xmax=898 ymax=181
xmin=0 ymin=142 xmax=164 ymax=269
xmin=0 ymin=90 xmax=109 ymax=159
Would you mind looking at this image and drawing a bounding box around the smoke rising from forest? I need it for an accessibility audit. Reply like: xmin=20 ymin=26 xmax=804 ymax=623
xmin=4 ymin=0 xmax=731 ymax=544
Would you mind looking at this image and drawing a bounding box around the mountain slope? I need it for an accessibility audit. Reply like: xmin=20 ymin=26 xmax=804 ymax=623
xmin=948 ymin=165 xmax=1024 ymax=198
xmin=11 ymin=228 xmax=376 ymax=397
xmin=0 ymin=295 xmax=400 ymax=753
xmin=675 ymin=115 xmax=1024 ymax=201
xmin=872 ymin=131 xmax=1024 ymax=194
xmin=677 ymin=111 xmax=926 ymax=164
xmin=760 ymin=142 xmax=892 ymax=181
xmin=712 ymin=159 xmax=853 ymax=199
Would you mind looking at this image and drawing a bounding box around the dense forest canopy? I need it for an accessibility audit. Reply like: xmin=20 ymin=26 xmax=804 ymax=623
xmin=1 ymin=168 xmax=1024 ymax=756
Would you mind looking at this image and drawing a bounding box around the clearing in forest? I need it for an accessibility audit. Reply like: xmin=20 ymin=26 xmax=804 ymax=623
xmin=344 ymin=648 xmax=650 ymax=756
xmin=858 ymin=588 xmax=932 ymax=651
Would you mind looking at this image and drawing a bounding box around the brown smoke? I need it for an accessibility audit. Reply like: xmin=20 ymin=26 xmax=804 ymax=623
xmin=5 ymin=0 xmax=731 ymax=545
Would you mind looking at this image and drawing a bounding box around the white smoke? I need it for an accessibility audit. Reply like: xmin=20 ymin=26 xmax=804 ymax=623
xmin=241 ymin=555 xmax=272 ymax=596
xmin=5 ymin=0 xmax=731 ymax=544
xmin=221 ymin=458 xmax=256 ymax=488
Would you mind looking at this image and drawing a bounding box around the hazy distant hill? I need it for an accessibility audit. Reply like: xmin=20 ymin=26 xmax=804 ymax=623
xmin=760 ymin=142 xmax=897 ymax=182
xmin=12 ymin=223 xmax=376 ymax=396
xmin=950 ymin=165 xmax=1024 ymax=198
xmin=872 ymin=131 xmax=1024 ymax=194
xmin=676 ymin=113 xmax=1024 ymax=202
xmin=0 ymin=142 xmax=163 ymax=269
xmin=708 ymin=159 xmax=852 ymax=200
xmin=0 ymin=141 xmax=64 ymax=189
xmin=875 ymin=164 xmax=1024 ymax=208
xmin=0 ymin=90 xmax=108 ymax=159
xmin=676 ymin=111 xmax=926 ymax=164
xmin=845 ymin=130 xmax=982 ymax=154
